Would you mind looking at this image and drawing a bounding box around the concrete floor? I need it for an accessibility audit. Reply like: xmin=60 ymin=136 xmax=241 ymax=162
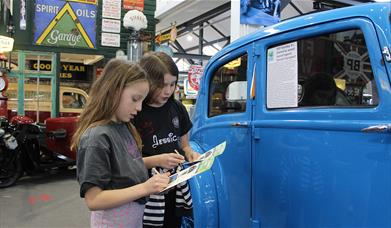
xmin=0 ymin=168 xmax=90 ymax=228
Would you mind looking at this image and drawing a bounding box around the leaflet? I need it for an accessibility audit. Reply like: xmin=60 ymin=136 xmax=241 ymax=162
xmin=160 ymin=141 xmax=226 ymax=192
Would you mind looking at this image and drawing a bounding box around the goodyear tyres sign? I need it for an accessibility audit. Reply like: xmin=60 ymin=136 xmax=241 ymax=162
xmin=34 ymin=0 xmax=97 ymax=48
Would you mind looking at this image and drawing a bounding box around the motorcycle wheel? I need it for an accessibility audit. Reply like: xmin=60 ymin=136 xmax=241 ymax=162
xmin=0 ymin=156 xmax=23 ymax=188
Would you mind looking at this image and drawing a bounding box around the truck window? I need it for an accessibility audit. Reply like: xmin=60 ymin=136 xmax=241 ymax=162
xmin=62 ymin=91 xmax=86 ymax=109
xmin=266 ymin=29 xmax=378 ymax=109
xmin=208 ymin=54 xmax=248 ymax=117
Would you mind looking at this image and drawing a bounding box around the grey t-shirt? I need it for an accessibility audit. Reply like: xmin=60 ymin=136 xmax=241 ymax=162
xmin=77 ymin=122 xmax=149 ymax=204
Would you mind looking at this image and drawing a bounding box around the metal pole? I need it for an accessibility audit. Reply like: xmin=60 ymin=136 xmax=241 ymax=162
xmin=127 ymin=30 xmax=141 ymax=63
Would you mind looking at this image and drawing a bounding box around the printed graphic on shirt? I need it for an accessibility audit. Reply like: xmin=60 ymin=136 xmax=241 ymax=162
xmin=127 ymin=139 xmax=140 ymax=158
xmin=172 ymin=116 xmax=179 ymax=129
xmin=138 ymin=121 xmax=155 ymax=137
xmin=152 ymin=133 xmax=178 ymax=148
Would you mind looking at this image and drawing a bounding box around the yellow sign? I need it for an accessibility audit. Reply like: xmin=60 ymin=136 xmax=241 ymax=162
xmin=224 ymin=58 xmax=241 ymax=69
xmin=155 ymin=33 xmax=171 ymax=44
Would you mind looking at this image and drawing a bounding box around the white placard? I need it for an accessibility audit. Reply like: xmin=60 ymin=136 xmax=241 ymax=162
xmin=266 ymin=42 xmax=298 ymax=108
xmin=102 ymin=0 xmax=121 ymax=19
xmin=101 ymin=33 xmax=120 ymax=47
xmin=0 ymin=35 xmax=14 ymax=52
xmin=102 ymin=19 xmax=121 ymax=33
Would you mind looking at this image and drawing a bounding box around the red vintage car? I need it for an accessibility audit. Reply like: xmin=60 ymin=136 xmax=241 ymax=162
xmin=45 ymin=116 xmax=78 ymax=160
xmin=0 ymin=115 xmax=79 ymax=188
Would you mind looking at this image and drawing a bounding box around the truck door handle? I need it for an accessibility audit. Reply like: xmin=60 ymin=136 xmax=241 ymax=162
xmin=361 ymin=124 xmax=391 ymax=133
xmin=231 ymin=122 xmax=249 ymax=127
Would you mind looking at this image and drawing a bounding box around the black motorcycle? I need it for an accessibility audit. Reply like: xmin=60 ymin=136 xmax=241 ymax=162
xmin=0 ymin=119 xmax=22 ymax=188
xmin=0 ymin=118 xmax=74 ymax=188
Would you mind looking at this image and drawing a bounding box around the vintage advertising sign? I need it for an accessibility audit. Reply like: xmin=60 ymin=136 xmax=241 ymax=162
xmin=34 ymin=0 xmax=97 ymax=49
xmin=188 ymin=65 xmax=204 ymax=91
xmin=102 ymin=0 xmax=121 ymax=19
xmin=102 ymin=18 xmax=121 ymax=33
xmin=183 ymin=79 xmax=198 ymax=99
xmin=0 ymin=35 xmax=14 ymax=52
xmin=123 ymin=0 xmax=144 ymax=11
xmin=67 ymin=0 xmax=97 ymax=4
xmin=101 ymin=33 xmax=120 ymax=47
xmin=30 ymin=60 xmax=89 ymax=81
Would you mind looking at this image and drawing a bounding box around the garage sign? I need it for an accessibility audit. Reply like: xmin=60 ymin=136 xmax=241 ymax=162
xmin=34 ymin=0 xmax=96 ymax=48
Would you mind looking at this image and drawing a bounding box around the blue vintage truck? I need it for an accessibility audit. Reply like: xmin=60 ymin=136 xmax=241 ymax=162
xmin=189 ymin=2 xmax=391 ymax=227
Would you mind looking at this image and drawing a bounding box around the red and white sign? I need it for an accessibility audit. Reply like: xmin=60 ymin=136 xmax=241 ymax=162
xmin=102 ymin=0 xmax=121 ymax=19
xmin=188 ymin=65 xmax=203 ymax=91
xmin=123 ymin=0 xmax=144 ymax=11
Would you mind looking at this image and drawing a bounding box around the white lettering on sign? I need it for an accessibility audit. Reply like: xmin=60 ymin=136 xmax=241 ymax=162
xmin=76 ymin=8 xmax=96 ymax=18
xmin=35 ymin=4 xmax=60 ymax=14
xmin=47 ymin=30 xmax=82 ymax=46
xmin=36 ymin=3 xmax=96 ymax=19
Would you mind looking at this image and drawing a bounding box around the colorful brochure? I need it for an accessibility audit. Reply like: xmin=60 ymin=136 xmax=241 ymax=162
xmin=160 ymin=141 xmax=226 ymax=192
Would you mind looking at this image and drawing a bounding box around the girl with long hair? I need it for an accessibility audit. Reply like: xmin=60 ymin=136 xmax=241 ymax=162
xmin=134 ymin=52 xmax=200 ymax=228
xmin=72 ymin=59 xmax=169 ymax=228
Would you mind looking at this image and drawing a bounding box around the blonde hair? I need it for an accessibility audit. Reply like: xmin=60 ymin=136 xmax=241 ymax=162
xmin=71 ymin=59 xmax=148 ymax=151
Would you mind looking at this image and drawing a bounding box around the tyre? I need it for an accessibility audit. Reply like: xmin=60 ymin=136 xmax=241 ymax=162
xmin=0 ymin=155 xmax=23 ymax=188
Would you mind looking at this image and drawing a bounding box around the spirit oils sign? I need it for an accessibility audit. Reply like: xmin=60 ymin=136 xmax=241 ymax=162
xmin=34 ymin=0 xmax=97 ymax=48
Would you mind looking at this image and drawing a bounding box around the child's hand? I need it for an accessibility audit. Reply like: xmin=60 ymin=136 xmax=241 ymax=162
xmin=186 ymin=151 xmax=201 ymax=162
xmin=144 ymin=172 xmax=170 ymax=194
xmin=158 ymin=153 xmax=185 ymax=169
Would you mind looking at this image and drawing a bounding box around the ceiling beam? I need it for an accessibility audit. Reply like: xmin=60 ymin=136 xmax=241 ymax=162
xmin=173 ymin=40 xmax=195 ymax=64
xmin=173 ymin=53 xmax=211 ymax=61
xmin=185 ymin=36 xmax=230 ymax=52
xmin=159 ymin=2 xmax=230 ymax=38
xmin=206 ymin=21 xmax=227 ymax=39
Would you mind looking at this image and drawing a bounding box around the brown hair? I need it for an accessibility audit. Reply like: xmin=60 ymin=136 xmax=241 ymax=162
xmin=139 ymin=52 xmax=178 ymax=104
xmin=71 ymin=59 xmax=148 ymax=151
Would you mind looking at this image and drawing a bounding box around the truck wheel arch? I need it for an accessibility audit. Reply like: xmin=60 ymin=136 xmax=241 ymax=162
xmin=189 ymin=141 xmax=220 ymax=228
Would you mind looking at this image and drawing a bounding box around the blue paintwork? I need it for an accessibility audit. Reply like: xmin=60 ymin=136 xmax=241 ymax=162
xmin=189 ymin=2 xmax=391 ymax=228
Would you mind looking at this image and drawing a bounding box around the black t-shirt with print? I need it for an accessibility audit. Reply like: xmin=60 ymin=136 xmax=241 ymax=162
xmin=133 ymin=99 xmax=192 ymax=158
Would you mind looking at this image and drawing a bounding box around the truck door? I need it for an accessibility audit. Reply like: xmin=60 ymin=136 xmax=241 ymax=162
xmin=252 ymin=18 xmax=391 ymax=227
xmin=191 ymin=46 xmax=254 ymax=227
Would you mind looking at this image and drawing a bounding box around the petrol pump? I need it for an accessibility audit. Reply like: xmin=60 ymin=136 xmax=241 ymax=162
xmin=0 ymin=53 xmax=9 ymax=118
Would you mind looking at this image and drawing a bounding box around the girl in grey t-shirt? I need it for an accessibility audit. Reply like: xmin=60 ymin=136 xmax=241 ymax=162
xmin=72 ymin=59 xmax=169 ymax=228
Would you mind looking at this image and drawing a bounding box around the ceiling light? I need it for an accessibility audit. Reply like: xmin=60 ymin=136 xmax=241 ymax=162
xmin=186 ymin=35 xmax=193 ymax=41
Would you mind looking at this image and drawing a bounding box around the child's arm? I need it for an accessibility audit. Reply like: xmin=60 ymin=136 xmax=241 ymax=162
xmin=143 ymin=153 xmax=185 ymax=169
xmin=181 ymin=133 xmax=201 ymax=162
xmin=84 ymin=172 xmax=169 ymax=211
